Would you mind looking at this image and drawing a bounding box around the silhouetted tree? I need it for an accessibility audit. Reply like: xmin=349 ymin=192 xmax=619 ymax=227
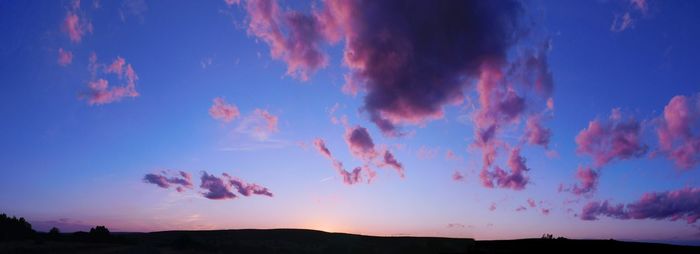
xmin=0 ymin=213 xmax=35 ymax=241
xmin=89 ymin=225 xmax=111 ymax=242
xmin=48 ymin=227 xmax=60 ymax=240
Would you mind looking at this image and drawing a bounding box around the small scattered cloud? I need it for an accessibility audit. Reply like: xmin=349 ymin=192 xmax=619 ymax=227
xmin=313 ymin=138 xmax=375 ymax=185
xmin=83 ymin=54 xmax=139 ymax=105
xmin=234 ymin=109 xmax=279 ymax=141
xmin=480 ymin=147 xmax=530 ymax=190
xmin=445 ymin=149 xmax=462 ymax=161
xmin=610 ymin=0 xmax=650 ymax=32
xmin=119 ymin=0 xmax=148 ymax=22
xmin=62 ymin=0 xmax=93 ymax=43
xmin=209 ymin=97 xmax=241 ymax=123
xmin=201 ymin=57 xmax=213 ymax=69
xmin=143 ymin=170 xmax=193 ymax=193
xmin=452 ymin=171 xmax=464 ymax=181
xmin=417 ymin=146 xmax=438 ymax=160
xmin=562 ymin=166 xmax=600 ymax=196
xmin=57 ymin=48 xmax=73 ymax=66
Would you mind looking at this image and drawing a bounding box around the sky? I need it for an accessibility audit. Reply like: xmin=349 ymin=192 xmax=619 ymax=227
xmin=1 ymin=0 xmax=700 ymax=245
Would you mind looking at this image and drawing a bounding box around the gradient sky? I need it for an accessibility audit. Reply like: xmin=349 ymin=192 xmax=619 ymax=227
xmin=1 ymin=0 xmax=700 ymax=245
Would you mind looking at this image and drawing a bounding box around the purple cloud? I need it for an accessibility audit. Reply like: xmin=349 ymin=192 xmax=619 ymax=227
xmin=381 ymin=150 xmax=405 ymax=178
xmin=570 ymin=166 xmax=600 ymax=196
xmin=313 ymin=138 xmax=374 ymax=185
xmin=581 ymin=187 xmax=700 ymax=224
xmin=656 ymin=94 xmax=700 ymax=169
xmin=245 ymin=0 xmax=328 ymax=80
xmin=143 ymin=170 xmax=193 ymax=192
xmin=243 ymin=0 xmax=536 ymax=136
xmin=344 ymin=125 xmax=377 ymax=160
xmin=575 ymin=108 xmax=647 ymax=167
xmin=230 ymin=176 xmax=274 ymax=197
xmin=480 ymin=147 xmax=530 ymax=190
xmin=200 ymin=172 xmax=236 ymax=200
xmin=200 ymin=171 xmax=274 ymax=200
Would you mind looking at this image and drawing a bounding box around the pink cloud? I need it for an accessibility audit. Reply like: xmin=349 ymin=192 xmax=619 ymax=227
xmin=417 ymin=146 xmax=438 ymax=160
xmin=342 ymin=125 xmax=405 ymax=178
xmin=445 ymin=149 xmax=462 ymax=161
xmin=84 ymin=55 xmax=139 ymax=105
xmin=313 ymin=138 xmax=332 ymax=159
xmin=313 ymin=138 xmax=374 ymax=185
xmin=581 ymin=200 xmax=628 ymax=221
xmin=569 ymin=166 xmax=600 ymax=196
xmin=209 ymin=97 xmax=240 ymax=123
xmin=243 ymin=0 xmax=533 ymax=136
xmin=546 ymin=98 xmax=554 ymax=111
xmin=254 ymin=109 xmax=279 ymax=133
xmin=452 ymin=171 xmax=464 ymax=181
xmin=344 ymin=125 xmax=377 ymax=160
xmin=581 ymin=187 xmax=700 ymax=224
xmin=521 ymin=43 xmax=555 ymax=97
xmin=143 ymin=170 xmax=193 ymax=193
xmin=224 ymin=0 xmax=240 ymax=6
xmin=62 ymin=1 xmax=93 ymax=44
xmin=631 ymin=0 xmax=648 ymax=13
xmin=575 ymin=108 xmax=647 ymax=167
xmin=480 ymin=147 xmax=530 ymax=190
xmin=656 ymin=95 xmax=700 ymax=169
xmin=57 ymin=48 xmax=73 ymax=66
xmin=245 ymin=0 xmax=328 ymax=80
xmin=470 ymin=61 xmax=549 ymax=191
xmin=527 ymin=198 xmax=537 ymax=208
xmin=610 ymin=0 xmax=649 ymax=33
xmin=610 ymin=12 xmax=634 ymax=32
xmin=231 ymin=108 xmax=280 ymax=141
xmin=382 ymin=150 xmax=405 ymax=178
xmin=200 ymin=171 xmax=274 ymax=200
xmin=524 ymin=115 xmax=552 ymax=148
xmin=489 ymin=203 xmax=497 ymax=211
xmin=228 ymin=175 xmax=274 ymax=197
xmin=242 ymin=1 xmax=552 ymax=186
xmin=86 ymin=79 xmax=138 ymax=105
xmin=200 ymin=172 xmax=237 ymax=200
xmin=105 ymin=57 xmax=126 ymax=77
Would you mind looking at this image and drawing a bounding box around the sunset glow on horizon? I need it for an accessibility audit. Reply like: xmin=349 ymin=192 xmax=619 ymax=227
xmin=1 ymin=0 xmax=700 ymax=246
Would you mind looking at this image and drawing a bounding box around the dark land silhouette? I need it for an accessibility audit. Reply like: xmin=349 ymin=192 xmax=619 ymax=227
xmin=1 ymin=213 xmax=699 ymax=254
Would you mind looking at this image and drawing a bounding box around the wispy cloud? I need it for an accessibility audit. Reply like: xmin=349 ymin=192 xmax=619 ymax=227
xmin=57 ymin=48 xmax=73 ymax=66
xmin=209 ymin=97 xmax=241 ymax=123
xmin=83 ymin=54 xmax=140 ymax=105
xmin=62 ymin=0 xmax=92 ymax=43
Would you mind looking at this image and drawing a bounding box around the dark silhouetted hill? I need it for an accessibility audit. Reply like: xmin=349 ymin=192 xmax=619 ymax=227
xmin=1 ymin=227 xmax=699 ymax=253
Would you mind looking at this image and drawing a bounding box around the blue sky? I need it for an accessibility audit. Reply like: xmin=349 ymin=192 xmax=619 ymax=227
xmin=1 ymin=0 xmax=699 ymax=244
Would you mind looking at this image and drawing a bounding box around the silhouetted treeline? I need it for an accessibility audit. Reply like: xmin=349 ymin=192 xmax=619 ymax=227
xmin=0 ymin=213 xmax=35 ymax=241
xmin=0 ymin=212 xmax=122 ymax=245
xmin=541 ymin=233 xmax=567 ymax=240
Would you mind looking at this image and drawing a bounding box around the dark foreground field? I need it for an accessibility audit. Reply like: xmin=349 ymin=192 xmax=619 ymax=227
xmin=1 ymin=228 xmax=699 ymax=254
